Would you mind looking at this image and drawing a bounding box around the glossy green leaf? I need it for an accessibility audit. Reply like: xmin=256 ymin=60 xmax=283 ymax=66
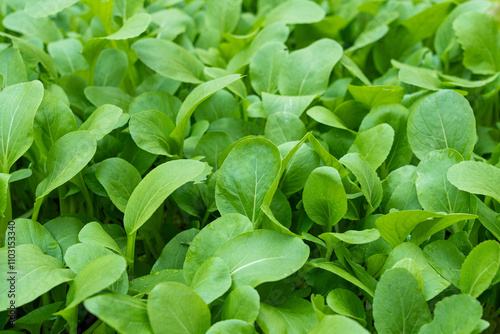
xmin=33 ymin=91 xmax=77 ymax=156
xmin=148 ymin=282 xmax=211 ymax=334
xmin=303 ymin=167 xmax=347 ymax=229
xmin=214 ymin=230 xmax=309 ymax=287
xmin=78 ymin=222 xmax=122 ymax=254
xmin=153 ymin=229 xmax=199 ymax=272
xmin=0 ymin=80 xmax=44 ymax=173
xmin=96 ymin=158 xmax=142 ymax=213
xmin=309 ymin=315 xmax=369 ymax=334
xmin=84 ymin=294 xmax=153 ymax=334
xmin=206 ymin=320 xmax=257 ymax=334
xmin=190 ymin=257 xmax=231 ymax=304
xmin=373 ymin=268 xmax=431 ymax=334
xmin=424 ymin=240 xmax=464 ymax=287
xmin=216 ymin=138 xmax=281 ymax=224
xmin=129 ymin=110 xmax=177 ymax=156
xmin=35 ymin=131 xmax=97 ymax=199
xmin=0 ymin=47 xmax=27 ymax=86
xmin=0 ymin=244 xmax=74 ymax=310
xmin=124 ymin=159 xmax=207 ymax=234
xmin=447 ymin=161 xmax=500 ymax=204
xmin=340 ymin=153 xmax=383 ymax=210
xmin=106 ymin=13 xmax=151 ymax=40
xmin=348 ymin=124 xmax=394 ymax=170
xmin=407 ymin=90 xmax=476 ymax=160
xmin=10 ymin=218 xmax=62 ymax=260
xmin=419 ymin=294 xmax=487 ymax=334
xmin=250 ymin=42 xmax=287 ymax=95
xmin=326 ymin=289 xmax=366 ymax=325
xmin=221 ymin=285 xmax=260 ymax=323
xmin=265 ymin=112 xmax=306 ymax=146
xmin=257 ymin=297 xmax=318 ymax=334
xmin=453 ymin=12 xmax=500 ymax=75
xmin=460 ymin=240 xmax=500 ymax=298
xmin=278 ymin=39 xmax=342 ymax=96
xmin=183 ymin=214 xmax=253 ymax=285
xmin=80 ymin=104 xmax=123 ymax=141
xmin=263 ymin=0 xmax=325 ymax=26
xmin=47 ymin=39 xmax=88 ymax=75
xmin=132 ymin=39 xmax=204 ymax=84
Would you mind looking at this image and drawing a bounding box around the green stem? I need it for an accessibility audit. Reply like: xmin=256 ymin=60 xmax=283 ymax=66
xmin=200 ymin=210 xmax=210 ymax=228
xmin=76 ymin=173 xmax=94 ymax=218
xmin=32 ymin=196 xmax=44 ymax=222
xmin=0 ymin=184 xmax=11 ymax=247
xmin=82 ymin=320 xmax=103 ymax=334
xmin=126 ymin=231 xmax=137 ymax=278
xmin=58 ymin=188 xmax=67 ymax=215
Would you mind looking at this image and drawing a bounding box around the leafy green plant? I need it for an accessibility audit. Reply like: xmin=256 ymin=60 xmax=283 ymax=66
xmin=1 ymin=0 xmax=500 ymax=333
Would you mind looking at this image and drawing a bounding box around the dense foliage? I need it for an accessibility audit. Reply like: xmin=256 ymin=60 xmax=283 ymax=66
xmin=1 ymin=0 xmax=500 ymax=333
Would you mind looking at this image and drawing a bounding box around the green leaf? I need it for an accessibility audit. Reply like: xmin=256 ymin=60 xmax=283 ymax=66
xmin=194 ymin=131 xmax=233 ymax=170
xmin=129 ymin=269 xmax=185 ymax=294
xmin=0 ymin=80 xmax=44 ymax=173
xmin=80 ymin=104 xmax=123 ymax=141
xmin=319 ymin=229 xmax=380 ymax=245
xmin=25 ymin=0 xmax=80 ymax=17
xmin=424 ymin=240 xmax=464 ymax=287
xmin=183 ymin=214 xmax=253 ymax=285
xmin=407 ymin=90 xmax=476 ymax=160
xmin=416 ymin=149 xmax=470 ymax=213
xmin=94 ymin=49 xmax=128 ymax=87
xmin=124 ymin=159 xmax=207 ymax=234
xmin=129 ymin=110 xmax=177 ymax=156
xmin=9 ymin=218 xmax=62 ymax=261
xmin=35 ymin=131 xmax=97 ymax=199
xmin=33 ymin=91 xmax=77 ymax=156
xmin=256 ymin=297 xmax=318 ymax=334
xmin=382 ymin=243 xmax=450 ymax=301
xmin=214 ymin=230 xmax=309 ymax=287
xmin=132 ymin=39 xmax=204 ymax=84
xmin=206 ymin=320 xmax=257 ymax=334
xmin=326 ymin=289 xmax=366 ymax=325
xmin=309 ymin=315 xmax=369 ymax=334
xmin=148 ymin=282 xmax=211 ymax=334
xmin=205 ymin=0 xmax=242 ymax=34
xmin=170 ymin=75 xmax=242 ymax=154
xmin=84 ymin=293 xmax=153 ymax=334
xmin=278 ymin=39 xmax=342 ymax=96
xmin=307 ymin=261 xmax=374 ymax=297
xmin=153 ymin=229 xmax=199 ymax=272
xmin=47 ymin=39 xmax=88 ymax=75
xmin=303 ymin=166 xmax=347 ymax=229
xmin=250 ymin=42 xmax=287 ymax=95
xmin=60 ymin=254 xmax=126 ymax=312
xmin=447 ymin=161 xmax=500 ymax=204
xmin=418 ymin=294 xmax=487 ymax=334
xmin=263 ymin=0 xmax=325 ymax=27
xmin=348 ymin=124 xmax=394 ymax=170
xmin=460 ymin=240 xmax=500 ymax=298
xmin=453 ymin=12 xmax=500 ymax=75
xmin=0 ymin=47 xmax=27 ymax=86
xmin=84 ymin=86 xmax=133 ymax=111
xmin=376 ymin=210 xmax=476 ymax=248
xmin=340 ymin=153 xmax=383 ymax=210
xmin=221 ymin=285 xmax=260 ymax=323
xmin=347 ymin=85 xmax=404 ymax=108
xmin=64 ymin=243 xmax=114 ymax=274
xmin=3 ymin=11 xmax=62 ymax=43
xmin=476 ymin=198 xmax=500 ymax=240
xmin=0 ymin=244 xmax=74 ymax=310
xmin=306 ymin=106 xmax=352 ymax=133
xmin=190 ymin=257 xmax=231 ymax=304
xmin=373 ymin=268 xmax=431 ymax=334
xmin=262 ymin=93 xmax=315 ymax=118
xmin=216 ymin=138 xmax=281 ymax=224
xmin=278 ymin=141 xmax=319 ymax=195
xmin=44 ymin=217 xmax=84 ymax=256
xmin=95 ymin=158 xmax=142 ymax=213
xmin=106 ymin=13 xmax=151 ymax=40
xmin=265 ymin=112 xmax=306 ymax=146
xmin=78 ymin=222 xmax=122 ymax=254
